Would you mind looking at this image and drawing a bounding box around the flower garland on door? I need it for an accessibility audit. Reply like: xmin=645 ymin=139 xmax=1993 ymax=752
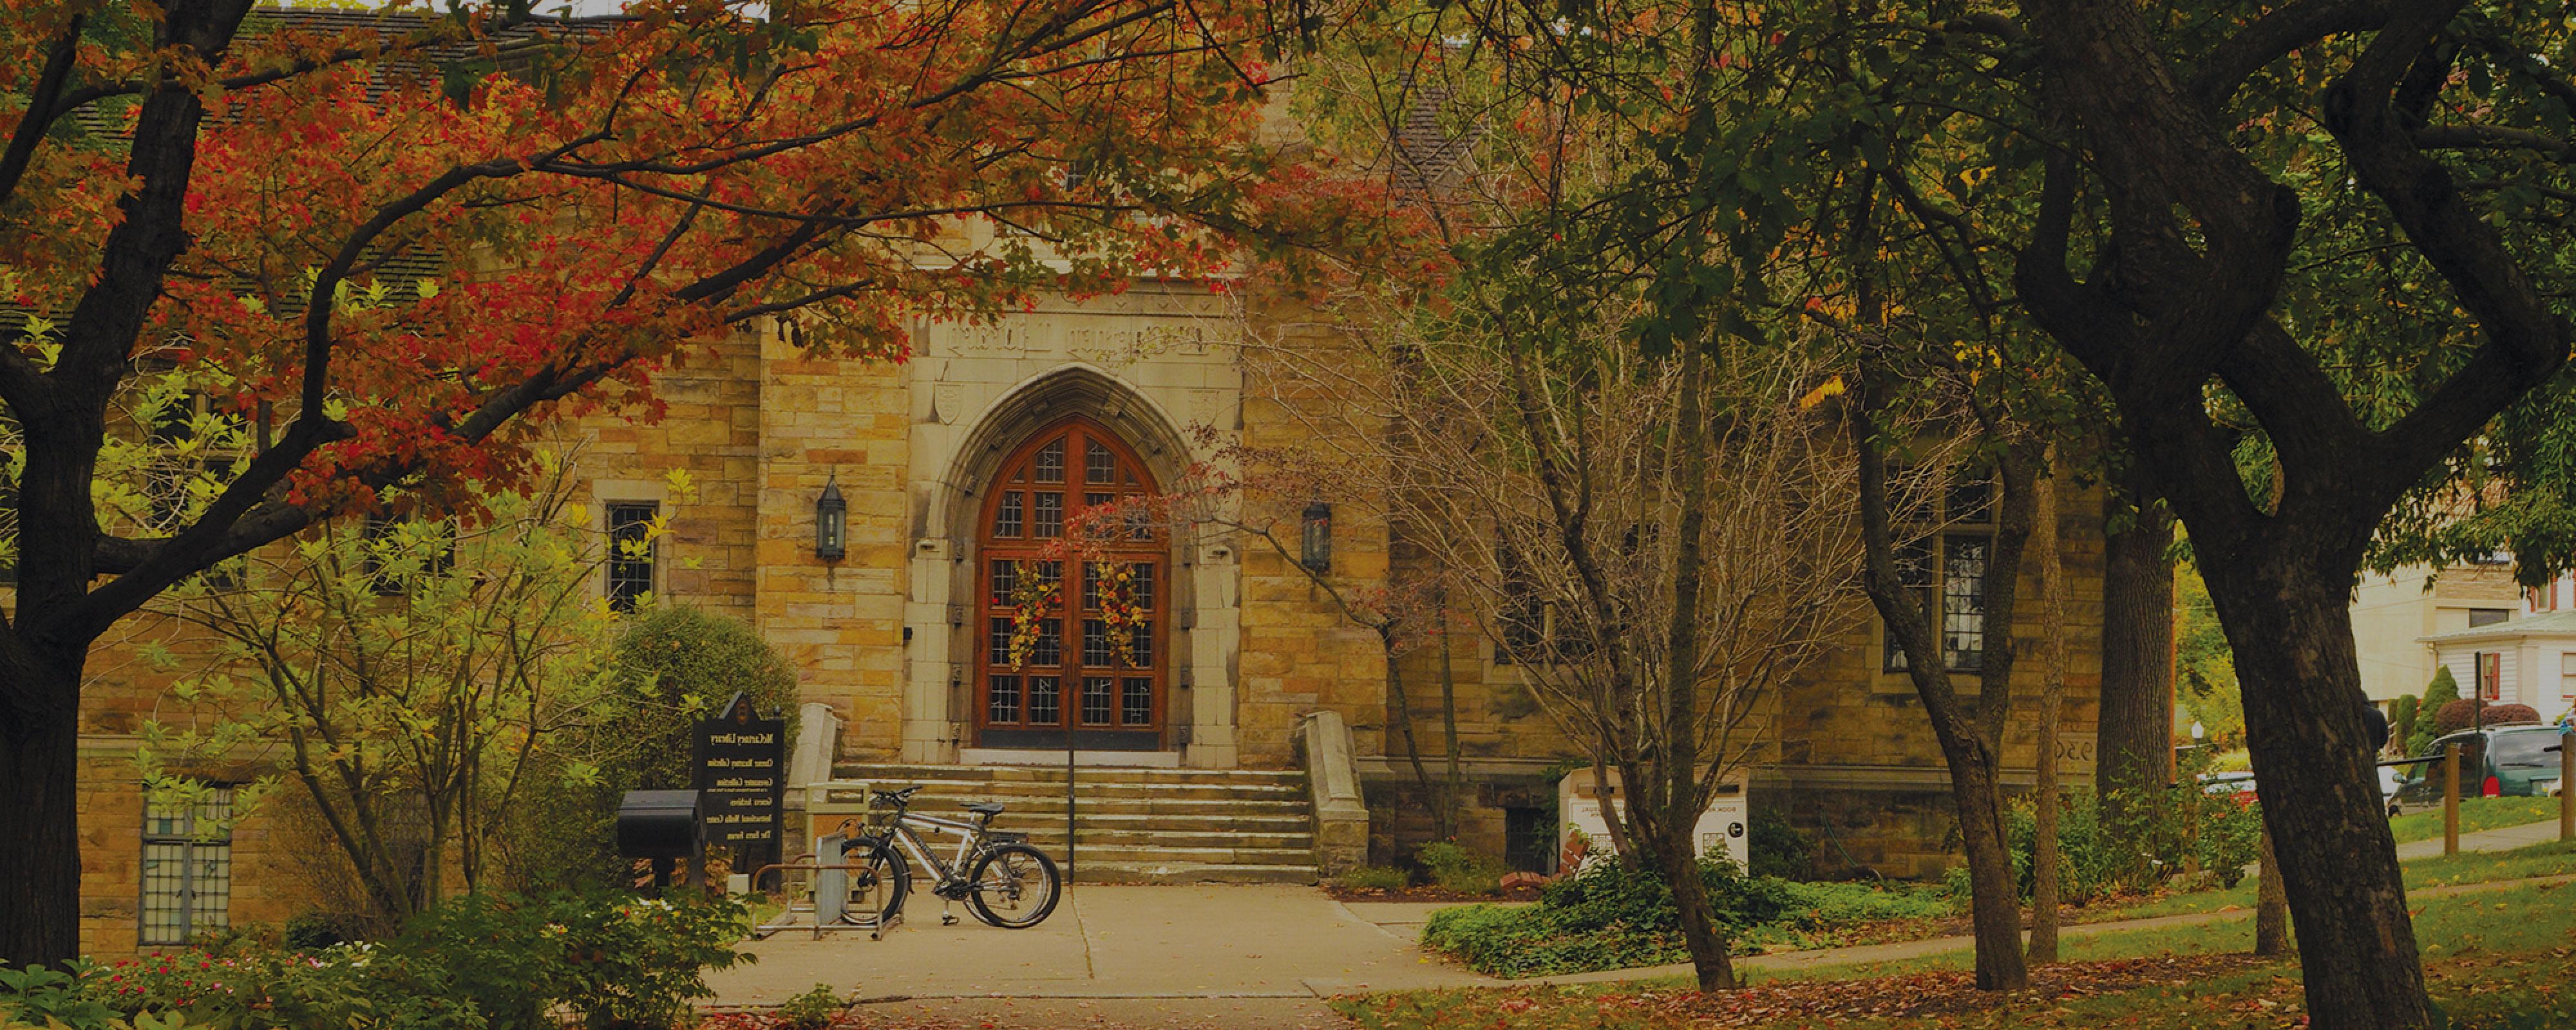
xmin=1094 ymin=562 xmax=1150 ymax=667
xmin=1005 ymin=565 xmax=1062 ymax=669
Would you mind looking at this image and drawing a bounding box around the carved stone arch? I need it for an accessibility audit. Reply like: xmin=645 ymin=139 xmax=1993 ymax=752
xmin=904 ymin=364 xmax=1236 ymax=765
xmin=930 ymin=364 xmax=1195 ymax=545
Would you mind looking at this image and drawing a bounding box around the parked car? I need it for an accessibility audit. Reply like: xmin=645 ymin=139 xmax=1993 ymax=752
xmin=2197 ymin=767 xmax=2406 ymax=816
xmin=2391 ymin=724 xmax=2571 ymax=812
xmin=2199 ymin=771 xmax=2258 ymax=803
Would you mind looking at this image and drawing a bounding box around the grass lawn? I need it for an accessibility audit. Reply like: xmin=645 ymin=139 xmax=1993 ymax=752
xmin=2389 ymin=795 xmax=2563 ymax=845
xmin=2078 ymin=838 xmax=2576 ymax=924
xmin=1334 ymin=878 xmax=2576 ymax=1029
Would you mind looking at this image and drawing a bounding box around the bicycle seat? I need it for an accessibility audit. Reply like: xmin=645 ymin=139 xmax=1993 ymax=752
xmin=962 ymin=801 xmax=1006 ymax=817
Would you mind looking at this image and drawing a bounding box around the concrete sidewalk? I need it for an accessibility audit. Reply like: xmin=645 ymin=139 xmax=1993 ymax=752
xmin=715 ymin=818 xmax=2574 ymax=1016
xmin=706 ymin=885 xmax=1489 ymax=1007
xmin=2394 ymin=815 xmax=2570 ymax=859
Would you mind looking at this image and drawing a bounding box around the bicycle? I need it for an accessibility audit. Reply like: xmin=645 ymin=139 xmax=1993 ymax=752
xmin=836 ymin=785 xmax=1063 ymax=934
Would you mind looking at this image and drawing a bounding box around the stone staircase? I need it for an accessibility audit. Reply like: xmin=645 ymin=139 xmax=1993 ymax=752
xmin=819 ymin=763 xmax=1320 ymax=885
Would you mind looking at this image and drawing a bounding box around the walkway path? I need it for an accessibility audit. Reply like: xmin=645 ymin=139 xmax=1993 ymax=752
xmin=712 ymin=819 xmax=2569 ymax=1024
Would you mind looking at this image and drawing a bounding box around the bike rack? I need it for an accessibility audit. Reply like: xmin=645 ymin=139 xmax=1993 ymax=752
xmin=745 ymin=829 xmax=902 ymax=941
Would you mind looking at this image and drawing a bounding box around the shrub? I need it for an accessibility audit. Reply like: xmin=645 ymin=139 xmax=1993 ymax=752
xmin=1415 ymin=841 xmax=1504 ymax=895
xmin=1746 ymin=813 xmax=1814 ymax=880
xmin=0 ymin=964 xmax=118 ymax=1029
xmin=2434 ymin=699 xmax=2541 ymax=735
xmin=775 ymin=984 xmax=844 ymax=1030
xmin=1424 ymin=854 xmax=1953 ymax=977
xmin=2007 ymin=783 xmax=2266 ymax=900
xmin=513 ymin=605 xmax=801 ymax=888
xmin=2389 ymin=695 xmax=2419 ymax=755
xmin=1334 ymin=866 xmax=1411 ymax=892
xmin=2412 ymin=668 xmax=2461 ymax=754
xmin=68 ymin=890 xmax=747 ymax=1030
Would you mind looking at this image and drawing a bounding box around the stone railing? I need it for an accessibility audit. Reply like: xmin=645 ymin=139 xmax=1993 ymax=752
xmin=1296 ymin=710 xmax=1368 ymax=876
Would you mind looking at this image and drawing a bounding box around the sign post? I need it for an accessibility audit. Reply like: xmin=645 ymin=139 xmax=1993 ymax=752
xmin=696 ymin=693 xmax=787 ymax=880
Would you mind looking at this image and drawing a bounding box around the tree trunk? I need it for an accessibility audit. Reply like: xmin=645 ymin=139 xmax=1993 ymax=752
xmin=2098 ymin=472 xmax=2175 ymax=838
xmin=0 ymin=653 xmax=86 ymax=969
xmin=1661 ymin=823 xmax=1738 ymax=991
xmin=2205 ymin=558 xmax=2428 ymax=1028
xmin=2028 ymin=457 xmax=2067 ymax=964
xmin=2255 ymin=830 xmax=2291 ymax=957
xmin=1946 ymin=747 xmax=2029 ymax=989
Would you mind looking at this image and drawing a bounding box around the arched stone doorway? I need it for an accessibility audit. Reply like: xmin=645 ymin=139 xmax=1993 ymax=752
xmin=904 ymin=362 xmax=1242 ymax=768
xmin=971 ymin=417 xmax=1170 ymax=750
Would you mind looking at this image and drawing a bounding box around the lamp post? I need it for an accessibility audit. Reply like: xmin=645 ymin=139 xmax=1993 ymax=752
xmin=815 ymin=475 xmax=846 ymax=562
xmin=1300 ymin=501 xmax=1332 ymax=574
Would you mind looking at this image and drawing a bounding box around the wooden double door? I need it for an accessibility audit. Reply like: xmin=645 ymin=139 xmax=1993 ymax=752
xmin=972 ymin=417 xmax=1168 ymax=751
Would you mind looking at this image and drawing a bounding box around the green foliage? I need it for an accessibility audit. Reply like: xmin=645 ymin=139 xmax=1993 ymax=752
xmin=774 ymin=984 xmax=843 ymax=1030
xmin=1423 ymin=855 xmax=1955 ymax=977
xmin=52 ymin=892 xmax=744 ymax=1030
xmin=1415 ymin=841 xmax=1504 ymax=895
xmin=2391 ymin=695 xmax=2421 ymax=757
xmin=1335 ymin=866 xmax=1413 ymax=892
xmin=2434 ymin=700 xmax=2543 ymax=735
xmin=515 ymin=603 xmax=800 ymax=888
xmin=1994 ymin=785 xmax=2266 ymax=906
xmin=143 ymin=458 xmax=647 ymax=926
xmin=0 ymin=964 xmax=118 ymax=1029
xmin=2174 ymin=562 xmax=2245 ymax=749
xmin=1745 ymin=813 xmax=1814 ymax=881
xmin=2413 ymin=668 xmax=2462 ymax=755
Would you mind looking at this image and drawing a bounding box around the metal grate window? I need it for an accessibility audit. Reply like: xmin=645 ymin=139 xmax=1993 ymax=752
xmin=1028 ymin=676 xmax=1061 ymax=724
xmin=1030 ymin=618 xmax=1063 ymax=666
xmin=140 ymin=787 xmax=234 ymax=946
xmin=1081 ymin=676 xmax=1115 ymax=726
xmin=1083 ymin=619 xmax=1113 ymax=666
xmin=989 ymin=560 xmax=1018 ymax=606
xmin=1086 ymin=440 xmax=1117 ymax=485
xmin=1034 ymin=492 xmax=1063 ymax=538
xmin=995 ymin=492 xmax=1025 ymax=538
xmin=989 ymin=675 xmax=1022 ymax=723
xmin=605 ymin=501 xmax=658 ymax=612
xmin=1128 ymin=623 xmax=1153 ymax=668
xmin=1941 ymin=534 xmax=1989 ymax=671
xmin=989 ymin=617 xmax=1016 ymax=666
xmin=1035 ymin=440 xmax=1065 ymax=483
xmin=1121 ymin=677 xmax=1153 ymax=726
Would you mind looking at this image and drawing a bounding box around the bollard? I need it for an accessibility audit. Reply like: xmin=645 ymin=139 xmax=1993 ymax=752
xmin=2444 ymin=742 xmax=2461 ymax=857
xmin=2561 ymin=732 xmax=2573 ymax=844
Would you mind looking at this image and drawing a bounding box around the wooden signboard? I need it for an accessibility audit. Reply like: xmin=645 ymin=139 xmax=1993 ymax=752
xmin=694 ymin=693 xmax=786 ymax=871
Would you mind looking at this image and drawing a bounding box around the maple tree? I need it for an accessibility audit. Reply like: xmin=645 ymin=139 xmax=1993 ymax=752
xmin=0 ymin=0 xmax=1318 ymax=968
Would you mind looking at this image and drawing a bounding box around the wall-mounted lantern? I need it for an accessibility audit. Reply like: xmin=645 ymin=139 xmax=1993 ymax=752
xmin=1300 ymin=501 xmax=1332 ymax=574
xmin=815 ymin=474 xmax=847 ymax=562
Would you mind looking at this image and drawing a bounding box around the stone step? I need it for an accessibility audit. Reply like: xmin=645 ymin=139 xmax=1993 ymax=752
xmin=824 ymin=778 xmax=1309 ymax=803
xmin=1070 ymin=863 xmax=1320 ymax=886
xmin=981 ymin=829 xmax=1314 ymax=852
xmin=840 ymin=797 xmax=1314 ymax=820
xmin=830 ymin=765 xmax=1307 ymax=791
xmin=810 ymin=763 xmax=1323 ymax=884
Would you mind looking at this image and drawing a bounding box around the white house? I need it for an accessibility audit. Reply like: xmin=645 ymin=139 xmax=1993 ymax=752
xmin=2417 ymin=609 xmax=2576 ymax=724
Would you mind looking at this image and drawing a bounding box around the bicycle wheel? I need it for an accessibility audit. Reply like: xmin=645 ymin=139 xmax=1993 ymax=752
xmin=963 ymin=842 xmax=1061 ymax=929
xmin=838 ymin=835 xmax=909 ymax=927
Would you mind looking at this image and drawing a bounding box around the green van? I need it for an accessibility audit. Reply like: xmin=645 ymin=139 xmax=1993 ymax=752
xmin=2392 ymin=724 xmax=2570 ymax=812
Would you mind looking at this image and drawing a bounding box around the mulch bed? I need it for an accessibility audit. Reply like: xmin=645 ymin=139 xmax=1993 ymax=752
xmin=1628 ymin=954 xmax=2286 ymax=1027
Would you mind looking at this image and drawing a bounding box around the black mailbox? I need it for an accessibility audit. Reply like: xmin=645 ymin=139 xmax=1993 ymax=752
xmin=616 ymin=789 xmax=703 ymax=859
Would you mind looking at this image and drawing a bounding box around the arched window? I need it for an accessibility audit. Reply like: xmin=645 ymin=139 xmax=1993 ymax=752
xmin=975 ymin=417 xmax=1166 ymax=749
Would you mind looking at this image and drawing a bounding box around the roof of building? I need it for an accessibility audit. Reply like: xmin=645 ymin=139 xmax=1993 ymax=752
xmin=2418 ymin=609 xmax=2576 ymax=644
